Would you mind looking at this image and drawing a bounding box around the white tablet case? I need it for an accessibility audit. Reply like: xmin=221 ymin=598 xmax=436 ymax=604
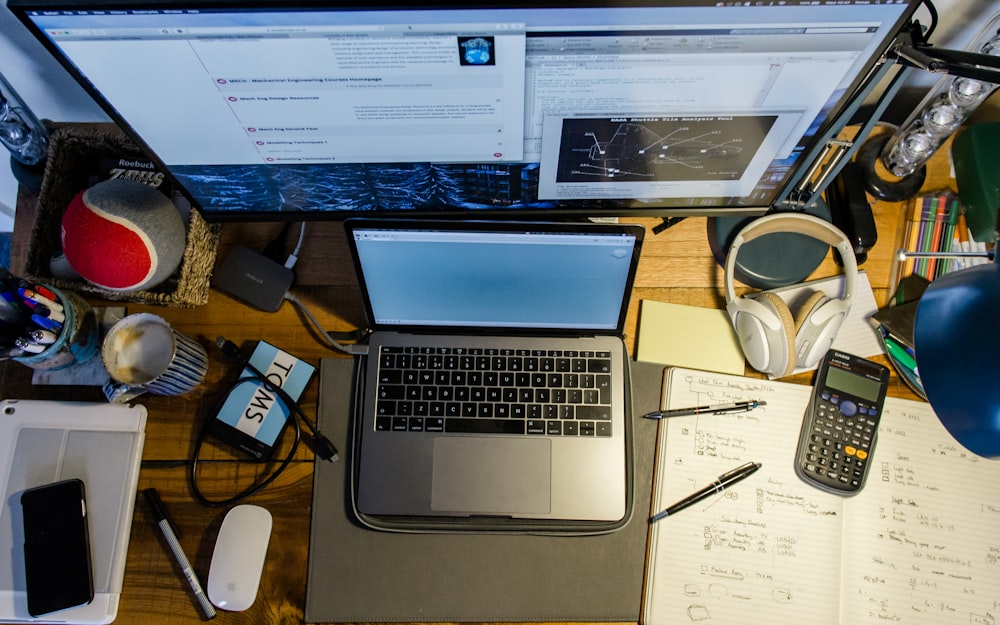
xmin=0 ymin=399 xmax=146 ymax=624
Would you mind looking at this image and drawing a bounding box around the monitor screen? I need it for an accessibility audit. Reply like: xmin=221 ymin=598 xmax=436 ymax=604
xmin=12 ymin=0 xmax=917 ymax=220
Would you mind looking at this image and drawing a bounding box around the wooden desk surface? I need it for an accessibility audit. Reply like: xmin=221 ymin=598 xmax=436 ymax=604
xmin=1 ymin=146 xmax=953 ymax=624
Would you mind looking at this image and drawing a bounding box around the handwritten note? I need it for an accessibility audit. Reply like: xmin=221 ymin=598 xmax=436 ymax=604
xmin=642 ymin=368 xmax=1000 ymax=625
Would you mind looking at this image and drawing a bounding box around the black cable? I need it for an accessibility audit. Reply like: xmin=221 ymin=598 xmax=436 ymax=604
xmin=216 ymin=337 xmax=339 ymax=460
xmin=188 ymin=338 xmax=338 ymax=507
xmin=261 ymin=222 xmax=292 ymax=264
xmin=189 ymin=376 xmax=302 ymax=507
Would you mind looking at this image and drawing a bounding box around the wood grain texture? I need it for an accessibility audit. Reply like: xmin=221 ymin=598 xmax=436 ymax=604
xmin=1 ymin=124 xmax=954 ymax=622
xmin=122 ymin=464 xmax=312 ymax=625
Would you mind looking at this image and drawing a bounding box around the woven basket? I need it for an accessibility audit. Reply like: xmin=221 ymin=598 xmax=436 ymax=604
xmin=25 ymin=125 xmax=220 ymax=307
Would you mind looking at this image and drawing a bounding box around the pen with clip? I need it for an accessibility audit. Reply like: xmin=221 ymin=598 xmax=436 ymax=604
xmin=643 ymin=400 xmax=765 ymax=420
xmin=650 ymin=461 xmax=762 ymax=522
xmin=143 ymin=488 xmax=216 ymax=620
xmin=18 ymin=287 xmax=64 ymax=313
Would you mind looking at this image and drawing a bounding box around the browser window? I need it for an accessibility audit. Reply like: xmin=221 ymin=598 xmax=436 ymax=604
xmin=15 ymin=1 xmax=916 ymax=217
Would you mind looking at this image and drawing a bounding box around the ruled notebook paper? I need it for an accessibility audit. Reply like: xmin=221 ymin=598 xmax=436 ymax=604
xmin=642 ymin=368 xmax=1000 ymax=625
xmin=841 ymin=403 xmax=1000 ymax=622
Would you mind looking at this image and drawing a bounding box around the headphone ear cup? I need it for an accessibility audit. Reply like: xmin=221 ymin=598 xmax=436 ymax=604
xmin=793 ymin=291 xmax=842 ymax=369
xmin=735 ymin=292 xmax=796 ymax=377
xmin=759 ymin=292 xmax=797 ymax=377
xmin=793 ymin=291 xmax=829 ymax=333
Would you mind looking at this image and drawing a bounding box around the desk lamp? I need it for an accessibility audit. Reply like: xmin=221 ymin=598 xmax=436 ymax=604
xmin=913 ymin=205 xmax=1000 ymax=458
xmin=0 ymin=70 xmax=48 ymax=188
xmin=859 ymin=14 xmax=1000 ymax=201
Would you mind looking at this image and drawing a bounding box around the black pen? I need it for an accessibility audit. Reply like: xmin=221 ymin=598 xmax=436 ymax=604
xmin=143 ymin=488 xmax=216 ymax=619
xmin=650 ymin=461 xmax=762 ymax=522
xmin=643 ymin=400 xmax=765 ymax=419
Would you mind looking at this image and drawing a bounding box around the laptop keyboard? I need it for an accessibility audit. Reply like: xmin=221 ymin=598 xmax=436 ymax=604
xmin=374 ymin=346 xmax=614 ymax=436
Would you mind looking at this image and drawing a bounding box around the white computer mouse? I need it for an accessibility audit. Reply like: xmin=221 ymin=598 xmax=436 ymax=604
xmin=207 ymin=504 xmax=272 ymax=611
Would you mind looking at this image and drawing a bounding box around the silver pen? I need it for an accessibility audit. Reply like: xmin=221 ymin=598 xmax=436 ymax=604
xmin=143 ymin=488 xmax=216 ymax=619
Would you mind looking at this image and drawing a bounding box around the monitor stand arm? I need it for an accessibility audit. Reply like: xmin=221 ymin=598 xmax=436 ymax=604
xmin=652 ymin=217 xmax=686 ymax=234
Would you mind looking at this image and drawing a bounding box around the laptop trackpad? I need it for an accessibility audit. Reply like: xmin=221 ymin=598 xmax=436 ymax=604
xmin=431 ymin=437 xmax=551 ymax=515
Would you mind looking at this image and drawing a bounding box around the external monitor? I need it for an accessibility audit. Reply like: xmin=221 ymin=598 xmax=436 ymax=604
xmin=10 ymin=0 xmax=920 ymax=220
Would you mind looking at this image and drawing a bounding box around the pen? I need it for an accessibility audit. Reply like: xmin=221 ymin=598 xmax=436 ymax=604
xmin=18 ymin=287 xmax=64 ymax=313
xmin=14 ymin=337 xmax=45 ymax=354
xmin=143 ymin=488 xmax=216 ymax=620
xmin=31 ymin=305 xmax=65 ymax=324
xmin=27 ymin=328 xmax=58 ymax=345
xmin=650 ymin=461 xmax=761 ymax=522
xmin=881 ymin=333 xmax=918 ymax=373
xmin=20 ymin=282 xmax=58 ymax=302
xmin=30 ymin=314 xmax=62 ymax=332
xmin=643 ymin=400 xmax=765 ymax=419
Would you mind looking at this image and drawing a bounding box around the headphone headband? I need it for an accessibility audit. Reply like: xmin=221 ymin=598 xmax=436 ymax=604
xmin=724 ymin=213 xmax=857 ymax=304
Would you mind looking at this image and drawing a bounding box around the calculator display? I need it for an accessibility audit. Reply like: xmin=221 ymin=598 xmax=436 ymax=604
xmin=824 ymin=366 xmax=884 ymax=402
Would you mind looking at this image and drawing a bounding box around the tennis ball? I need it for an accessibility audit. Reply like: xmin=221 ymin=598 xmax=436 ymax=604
xmin=61 ymin=179 xmax=186 ymax=292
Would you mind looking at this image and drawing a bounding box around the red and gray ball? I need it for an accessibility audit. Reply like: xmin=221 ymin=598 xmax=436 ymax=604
xmin=61 ymin=179 xmax=186 ymax=292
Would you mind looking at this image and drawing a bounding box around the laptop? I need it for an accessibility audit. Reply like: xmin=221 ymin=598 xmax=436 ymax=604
xmin=344 ymin=219 xmax=644 ymax=531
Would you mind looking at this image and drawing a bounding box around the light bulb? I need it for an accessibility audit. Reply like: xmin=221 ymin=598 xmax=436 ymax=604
xmin=948 ymin=76 xmax=990 ymax=109
xmin=0 ymin=111 xmax=32 ymax=148
xmin=0 ymin=76 xmax=48 ymax=166
xmin=923 ymin=98 xmax=963 ymax=136
xmin=980 ymin=35 xmax=1000 ymax=56
xmin=885 ymin=130 xmax=936 ymax=177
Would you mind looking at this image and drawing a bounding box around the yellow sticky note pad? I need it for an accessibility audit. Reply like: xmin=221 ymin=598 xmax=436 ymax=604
xmin=635 ymin=301 xmax=745 ymax=375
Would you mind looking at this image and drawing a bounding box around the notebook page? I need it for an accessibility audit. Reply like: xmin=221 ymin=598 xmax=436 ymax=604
xmin=643 ymin=368 xmax=846 ymax=625
xmin=842 ymin=399 xmax=1000 ymax=624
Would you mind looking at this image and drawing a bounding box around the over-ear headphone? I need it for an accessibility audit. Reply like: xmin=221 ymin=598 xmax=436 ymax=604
xmin=724 ymin=213 xmax=857 ymax=377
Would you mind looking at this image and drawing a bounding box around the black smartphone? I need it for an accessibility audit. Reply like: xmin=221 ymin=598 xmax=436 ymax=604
xmin=20 ymin=478 xmax=95 ymax=617
xmin=794 ymin=350 xmax=890 ymax=495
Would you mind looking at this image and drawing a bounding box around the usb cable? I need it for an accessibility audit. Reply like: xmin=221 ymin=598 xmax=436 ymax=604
xmin=188 ymin=338 xmax=339 ymax=507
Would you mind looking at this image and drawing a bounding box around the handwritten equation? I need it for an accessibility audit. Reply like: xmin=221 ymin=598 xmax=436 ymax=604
xmin=643 ymin=369 xmax=1000 ymax=625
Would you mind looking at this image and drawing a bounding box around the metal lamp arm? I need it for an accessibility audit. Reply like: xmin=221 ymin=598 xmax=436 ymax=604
xmin=893 ymin=43 xmax=1000 ymax=83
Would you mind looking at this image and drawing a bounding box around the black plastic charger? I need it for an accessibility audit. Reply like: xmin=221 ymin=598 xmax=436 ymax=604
xmin=212 ymin=245 xmax=294 ymax=312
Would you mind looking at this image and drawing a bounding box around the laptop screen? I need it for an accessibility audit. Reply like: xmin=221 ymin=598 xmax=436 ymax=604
xmin=348 ymin=222 xmax=642 ymax=333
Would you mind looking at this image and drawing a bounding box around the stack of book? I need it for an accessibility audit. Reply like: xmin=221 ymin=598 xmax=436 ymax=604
xmin=869 ymin=300 xmax=924 ymax=399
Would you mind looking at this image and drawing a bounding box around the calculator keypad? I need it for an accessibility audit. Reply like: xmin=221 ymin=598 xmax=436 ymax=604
xmin=799 ymin=392 xmax=879 ymax=493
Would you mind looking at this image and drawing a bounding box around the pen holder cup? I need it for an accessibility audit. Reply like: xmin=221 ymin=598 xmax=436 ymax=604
xmin=12 ymin=285 xmax=100 ymax=370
